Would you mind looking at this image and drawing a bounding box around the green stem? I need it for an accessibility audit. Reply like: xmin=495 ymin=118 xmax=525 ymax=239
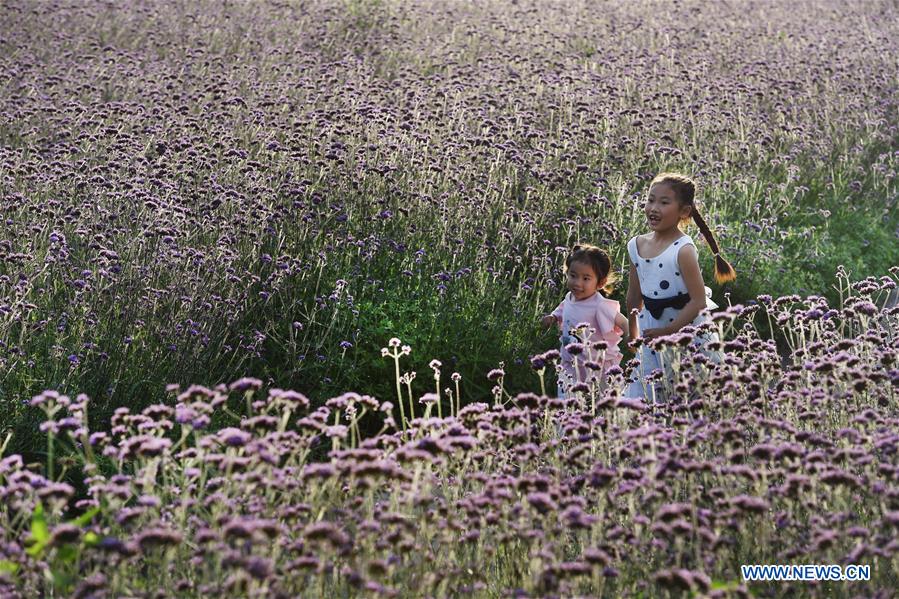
xmin=435 ymin=377 xmax=442 ymax=419
xmin=394 ymin=355 xmax=406 ymax=431
xmin=406 ymin=380 xmax=415 ymax=424
xmin=47 ymin=431 xmax=55 ymax=481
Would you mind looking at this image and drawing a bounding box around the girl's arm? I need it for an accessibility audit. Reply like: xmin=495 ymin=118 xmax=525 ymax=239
xmin=625 ymin=263 xmax=642 ymax=340
xmin=644 ymin=244 xmax=707 ymax=338
xmin=541 ymin=300 xmax=565 ymax=328
xmin=614 ymin=313 xmax=629 ymax=341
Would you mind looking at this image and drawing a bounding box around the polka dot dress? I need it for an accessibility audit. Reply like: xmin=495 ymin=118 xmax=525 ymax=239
xmin=625 ymin=235 xmax=719 ymax=401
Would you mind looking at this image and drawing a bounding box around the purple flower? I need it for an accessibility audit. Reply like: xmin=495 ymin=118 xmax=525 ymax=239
xmin=222 ymin=517 xmax=279 ymax=542
xmin=268 ymin=388 xmax=310 ymax=410
xmin=49 ymin=524 xmax=81 ymax=546
xmin=218 ymin=427 xmax=251 ymax=447
xmin=304 ymin=522 xmax=350 ymax=548
xmin=73 ymin=574 xmax=107 ymax=597
xmin=820 ymin=469 xmax=862 ymax=488
xmin=565 ymin=342 xmax=585 ymax=355
xmin=228 ymin=377 xmax=263 ymax=392
xmin=37 ymin=482 xmax=75 ymax=501
xmin=881 ymin=511 xmax=899 ymax=527
xmin=512 ymin=393 xmax=542 ymax=409
xmin=854 ymin=301 xmax=878 ymax=316
xmin=583 ymin=547 xmax=611 ymax=566
xmin=418 ymin=393 xmax=439 ymax=405
xmin=175 ymin=405 xmax=198 ymax=424
xmin=136 ymin=527 xmax=182 ymax=551
xmin=654 ymin=569 xmax=710 ymax=592
xmin=137 ymin=437 xmax=171 ymax=457
xmin=655 ymin=503 xmax=692 ymax=522
xmin=325 ymin=425 xmax=349 ymax=439
xmin=614 ymin=398 xmax=649 ymax=412
xmin=526 ymin=492 xmax=558 ymax=514
xmin=729 ymin=495 xmax=769 ymax=514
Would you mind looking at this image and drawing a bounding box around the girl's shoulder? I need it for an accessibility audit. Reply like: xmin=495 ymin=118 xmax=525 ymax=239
xmin=657 ymin=234 xmax=698 ymax=259
xmin=626 ymin=235 xmax=641 ymax=263
xmin=628 ymin=234 xmax=650 ymax=246
xmin=674 ymin=235 xmax=698 ymax=258
xmin=593 ymin=294 xmax=621 ymax=328
xmin=595 ymin=294 xmax=621 ymax=315
xmin=674 ymin=234 xmax=696 ymax=248
xmin=629 ymin=233 xmax=691 ymax=262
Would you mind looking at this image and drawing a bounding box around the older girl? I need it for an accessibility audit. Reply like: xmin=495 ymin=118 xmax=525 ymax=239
xmin=625 ymin=173 xmax=735 ymax=401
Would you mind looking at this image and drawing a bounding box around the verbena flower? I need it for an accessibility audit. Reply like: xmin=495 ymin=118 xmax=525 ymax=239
xmin=228 ymin=377 xmax=263 ymax=393
xmin=136 ymin=527 xmax=182 ymax=551
xmin=218 ymin=427 xmax=251 ymax=447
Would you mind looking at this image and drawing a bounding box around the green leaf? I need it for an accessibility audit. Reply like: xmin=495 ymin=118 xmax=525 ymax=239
xmin=30 ymin=502 xmax=49 ymax=543
xmin=57 ymin=544 xmax=78 ymax=564
xmin=26 ymin=502 xmax=50 ymax=557
xmin=67 ymin=506 xmax=99 ymax=529
xmin=51 ymin=569 xmax=75 ymax=593
xmin=711 ymin=579 xmax=743 ymax=591
xmin=0 ymin=560 xmax=19 ymax=576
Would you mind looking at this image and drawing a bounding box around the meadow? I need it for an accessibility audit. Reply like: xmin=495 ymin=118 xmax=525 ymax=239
xmin=0 ymin=0 xmax=897 ymax=596
xmin=2 ymin=274 xmax=898 ymax=597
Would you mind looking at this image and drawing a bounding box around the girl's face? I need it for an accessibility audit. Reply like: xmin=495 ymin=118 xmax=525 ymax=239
xmin=645 ymin=182 xmax=691 ymax=232
xmin=566 ymin=260 xmax=601 ymax=301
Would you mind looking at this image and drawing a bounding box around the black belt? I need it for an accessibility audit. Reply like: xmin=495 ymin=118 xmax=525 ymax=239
xmin=642 ymin=293 xmax=689 ymax=319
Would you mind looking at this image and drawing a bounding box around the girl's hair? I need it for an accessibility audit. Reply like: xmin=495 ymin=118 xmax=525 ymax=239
xmin=650 ymin=172 xmax=736 ymax=284
xmin=565 ymin=244 xmax=617 ymax=295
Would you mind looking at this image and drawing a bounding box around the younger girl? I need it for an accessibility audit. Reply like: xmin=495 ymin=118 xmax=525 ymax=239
xmin=541 ymin=244 xmax=628 ymax=398
xmin=625 ymin=172 xmax=736 ymax=401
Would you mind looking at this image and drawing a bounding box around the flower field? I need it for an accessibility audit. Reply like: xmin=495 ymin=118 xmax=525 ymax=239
xmin=2 ymin=273 xmax=898 ymax=597
xmin=0 ymin=0 xmax=897 ymax=596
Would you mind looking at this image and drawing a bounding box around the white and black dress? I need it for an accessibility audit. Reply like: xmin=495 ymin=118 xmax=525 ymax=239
xmin=625 ymin=234 xmax=720 ymax=401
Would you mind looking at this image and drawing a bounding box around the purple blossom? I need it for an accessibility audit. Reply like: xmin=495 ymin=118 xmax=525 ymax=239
xmin=135 ymin=527 xmax=182 ymax=551
xmin=486 ymin=369 xmax=505 ymax=381
xmin=218 ymin=427 xmax=252 ymax=447
xmin=228 ymin=378 xmax=263 ymax=393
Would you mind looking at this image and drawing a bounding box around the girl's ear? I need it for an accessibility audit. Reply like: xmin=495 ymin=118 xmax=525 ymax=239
xmin=598 ymin=274 xmax=613 ymax=294
xmin=679 ymin=203 xmax=693 ymax=220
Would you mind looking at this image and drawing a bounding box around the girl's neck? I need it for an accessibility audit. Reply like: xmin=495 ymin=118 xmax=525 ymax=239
xmin=648 ymin=227 xmax=683 ymax=243
xmin=570 ymin=290 xmax=598 ymax=301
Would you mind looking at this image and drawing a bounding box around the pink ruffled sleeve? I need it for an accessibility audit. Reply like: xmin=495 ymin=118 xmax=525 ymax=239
xmin=595 ymin=297 xmax=622 ymax=334
xmin=595 ymin=297 xmax=624 ymax=365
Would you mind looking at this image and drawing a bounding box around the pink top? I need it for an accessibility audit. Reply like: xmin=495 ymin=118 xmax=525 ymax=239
xmin=551 ymin=292 xmax=624 ymax=386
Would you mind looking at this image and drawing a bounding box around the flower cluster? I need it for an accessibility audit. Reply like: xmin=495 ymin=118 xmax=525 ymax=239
xmin=1 ymin=275 xmax=897 ymax=596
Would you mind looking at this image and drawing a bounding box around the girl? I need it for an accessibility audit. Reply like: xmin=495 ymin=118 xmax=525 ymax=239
xmin=540 ymin=244 xmax=628 ymax=398
xmin=625 ymin=172 xmax=735 ymax=401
